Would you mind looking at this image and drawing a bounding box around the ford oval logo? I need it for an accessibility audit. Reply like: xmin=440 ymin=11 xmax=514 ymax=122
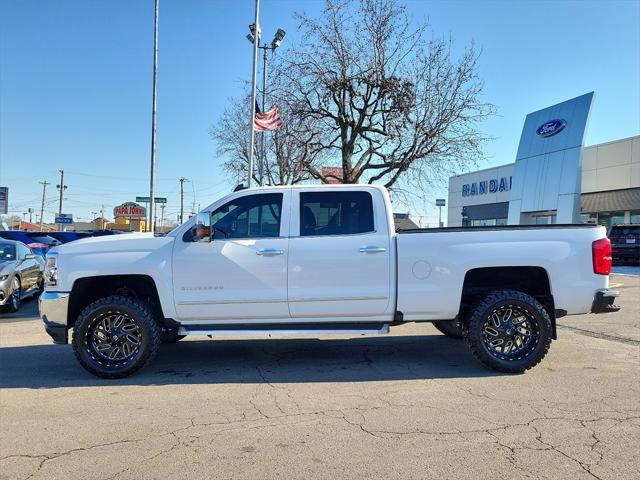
xmin=536 ymin=119 xmax=567 ymax=137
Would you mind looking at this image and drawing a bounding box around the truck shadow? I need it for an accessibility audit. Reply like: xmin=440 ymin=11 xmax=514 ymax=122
xmin=0 ymin=334 xmax=504 ymax=389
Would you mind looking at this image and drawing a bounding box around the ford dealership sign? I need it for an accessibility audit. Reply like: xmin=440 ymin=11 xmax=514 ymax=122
xmin=536 ymin=119 xmax=567 ymax=137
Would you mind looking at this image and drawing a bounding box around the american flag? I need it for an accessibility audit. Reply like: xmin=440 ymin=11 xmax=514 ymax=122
xmin=254 ymin=102 xmax=282 ymax=132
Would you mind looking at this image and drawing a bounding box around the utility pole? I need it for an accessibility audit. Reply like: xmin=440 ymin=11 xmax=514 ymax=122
xmin=56 ymin=170 xmax=67 ymax=232
xmin=28 ymin=208 xmax=34 ymax=223
xmin=38 ymin=180 xmax=49 ymax=229
xmin=179 ymin=177 xmax=189 ymax=224
xmin=100 ymin=205 xmax=105 ymax=230
xmin=148 ymin=0 xmax=159 ymax=233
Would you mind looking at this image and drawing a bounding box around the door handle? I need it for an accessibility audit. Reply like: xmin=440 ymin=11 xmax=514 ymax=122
xmin=359 ymin=246 xmax=387 ymax=253
xmin=256 ymin=248 xmax=285 ymax=256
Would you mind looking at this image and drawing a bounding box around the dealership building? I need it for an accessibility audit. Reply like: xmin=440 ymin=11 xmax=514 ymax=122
xmin=447 ymin=93 xmax=639 ymax=229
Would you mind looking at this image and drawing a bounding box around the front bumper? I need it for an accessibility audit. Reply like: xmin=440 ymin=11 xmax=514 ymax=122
xmin=39 ymin=291 xmax=70 ymax=344
xmin=591 ymin=289 xmax=620 ymax=314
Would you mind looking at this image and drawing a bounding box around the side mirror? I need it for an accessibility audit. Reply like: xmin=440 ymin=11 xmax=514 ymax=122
xmin=194 ymin=212 xmax=212 ymax=242
xmin=25 ymin=253 xmax=35 ymax=260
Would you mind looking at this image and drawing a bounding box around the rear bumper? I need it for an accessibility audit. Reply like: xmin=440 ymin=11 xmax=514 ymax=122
xmin=39 ymin=291 xmax=70 ymax=344
xmin=591 ymin=289 xmax=620 ymax=314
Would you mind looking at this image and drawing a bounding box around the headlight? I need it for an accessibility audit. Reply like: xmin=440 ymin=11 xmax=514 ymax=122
xmin=45 ymin=254 xmax=58 ymax=287
xmin=0 ymin=275 xmax=8 ymax=281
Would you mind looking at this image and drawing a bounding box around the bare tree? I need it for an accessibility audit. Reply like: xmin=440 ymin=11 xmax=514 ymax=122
xmin=211 ymin=92 xmax=321 ymax=186
xmin=276 ymin=0 xmax=494 ymax=195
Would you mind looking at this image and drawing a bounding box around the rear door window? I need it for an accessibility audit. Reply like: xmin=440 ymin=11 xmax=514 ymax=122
xmin=299 ymin=191 xmax=374 ymax=237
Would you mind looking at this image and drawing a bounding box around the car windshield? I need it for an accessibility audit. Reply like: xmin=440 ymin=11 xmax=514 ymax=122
xmin=610 ymin=226 xmax=640 ymax=236
xmin=0 ymin=243 xmax=17 ymax=261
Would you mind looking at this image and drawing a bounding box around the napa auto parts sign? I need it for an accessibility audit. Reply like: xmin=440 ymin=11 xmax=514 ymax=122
xmin=114 ymin=202 xmax=146 ymax=218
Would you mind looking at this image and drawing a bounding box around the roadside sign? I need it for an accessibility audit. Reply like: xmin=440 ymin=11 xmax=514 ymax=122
xmin=114 ymin=202 xmax=146 ymax=218
xmin=55 ymin=213 xmax=74 ymax=224
xmin=136 ymin=196 xmax=167 ymax=204
xmin=0 ymin=187 xmax=7 ymax=214
xmin=435 ymin=199 xmax=446 ymax=207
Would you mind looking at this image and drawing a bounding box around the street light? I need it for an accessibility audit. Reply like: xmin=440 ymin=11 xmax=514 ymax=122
xmin=271 ymin=28 xmax=285 ymax=48
xmin=246 ymin=25 xmax=286 ymax=185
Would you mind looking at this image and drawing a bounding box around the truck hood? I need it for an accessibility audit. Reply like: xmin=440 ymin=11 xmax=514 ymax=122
xmin=50 ymin=233 xmax=175 ymax=256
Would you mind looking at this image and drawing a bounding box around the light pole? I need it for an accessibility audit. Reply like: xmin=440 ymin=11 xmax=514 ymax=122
xmin=246 ymin=0 xmax=261 ymax=188
xmin=251 ymin=28 xmax=285 ymax=185
xmin=148 ymin=0 xmax=159 ymax=233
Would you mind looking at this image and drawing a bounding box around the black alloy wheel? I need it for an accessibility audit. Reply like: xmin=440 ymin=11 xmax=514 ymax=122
xmin=72 ymin=295 xmax=161 ymax=378
xmin=464 ymin=290 xmax=552 ymax=373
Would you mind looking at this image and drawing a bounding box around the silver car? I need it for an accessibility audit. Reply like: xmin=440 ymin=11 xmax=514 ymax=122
xmin=0 ymin=240 xmax=44 ymax=313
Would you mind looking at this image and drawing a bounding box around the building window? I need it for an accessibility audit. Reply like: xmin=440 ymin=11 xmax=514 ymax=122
xmin=597 ymin=211 xmax=625 ymax=229
xmin=532 ymin=215 xmax=556 ymax=225
xmin=469 ymin=218 xmax=507 ymax=227
xmin=581 ymin=213 xmax=598 ymax=225
xmin=630 ymin=211 xmax=640 ymax=225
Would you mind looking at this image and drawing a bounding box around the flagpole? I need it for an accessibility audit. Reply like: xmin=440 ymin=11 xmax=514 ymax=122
xmin=247 ymin=0 xmax=260 ymax=188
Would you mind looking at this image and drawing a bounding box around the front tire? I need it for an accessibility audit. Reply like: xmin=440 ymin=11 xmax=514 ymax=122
xmin=72 ymin=295 xmax=161 ymax=379
xmin=464 ymin=290 xmax=552 ymax=373
xmin=6 ymin=277 xmax=21 ymax=313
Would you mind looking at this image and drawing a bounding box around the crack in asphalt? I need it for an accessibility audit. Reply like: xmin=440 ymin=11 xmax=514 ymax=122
xmin=4 ymin=399 xmax=639 ymax=480
xmin=556 ymin=324 xmax=640 ymax=346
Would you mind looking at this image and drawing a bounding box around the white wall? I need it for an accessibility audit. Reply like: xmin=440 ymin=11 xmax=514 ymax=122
xmin=447 ymin=164 xmax=514 ymax=227
xmin=582 ymin=136 xmax=640 ymax=193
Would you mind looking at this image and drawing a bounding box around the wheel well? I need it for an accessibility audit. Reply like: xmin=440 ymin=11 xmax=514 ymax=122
xmin=67 ymin=275 xmax=165 ymax=328
xmin=459 ymin=267 xmax=556 ymax=339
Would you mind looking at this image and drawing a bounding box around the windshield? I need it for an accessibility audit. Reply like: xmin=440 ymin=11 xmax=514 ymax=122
xmin=610 ymin=226 xmax=640 ymax=236
xmin=0 ymin=243 xmax=17 ymax=261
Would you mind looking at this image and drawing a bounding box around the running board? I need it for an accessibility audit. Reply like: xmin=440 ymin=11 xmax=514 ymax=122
xmin=178 ymin=322 xmax=390 ymax=337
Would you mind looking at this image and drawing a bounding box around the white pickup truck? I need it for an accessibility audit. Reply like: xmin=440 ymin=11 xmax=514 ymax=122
xmin=40 ymin=185 xmax=619 ymax=378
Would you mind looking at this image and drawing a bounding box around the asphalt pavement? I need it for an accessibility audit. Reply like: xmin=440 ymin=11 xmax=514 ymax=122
xmin=1 ymin=275 xmax=638 ymax=480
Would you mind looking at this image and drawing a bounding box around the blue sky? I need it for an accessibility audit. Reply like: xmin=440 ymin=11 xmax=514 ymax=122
xmin=1 ymin=0 xmax=639 ymax=226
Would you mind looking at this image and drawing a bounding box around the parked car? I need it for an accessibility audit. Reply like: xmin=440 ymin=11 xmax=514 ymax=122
xmin=46 ymin=230 xmax=121 ymax=243
xmin=0 ymin=231 xmax=56 ymax=257
xmin=608 ymin=224 xmax=640 ymax=265
xmin=0 ymin=240 xmax=45 ymax=313
xmin=40 ymin=185 xmax=619 ymax=378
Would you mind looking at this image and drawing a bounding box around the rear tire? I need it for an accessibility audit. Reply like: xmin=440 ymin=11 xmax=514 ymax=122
xmin=464 ymin=290 xmax=552 ymax=374
xmin=433 ymin=320 xmax=464 ymax=339
xmin=72 ymin=295 xmax=161 ymax=379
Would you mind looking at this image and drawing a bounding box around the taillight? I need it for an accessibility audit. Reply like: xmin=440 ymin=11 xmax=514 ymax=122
xmin=592 ymin=238 xmax=612 ymax=275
